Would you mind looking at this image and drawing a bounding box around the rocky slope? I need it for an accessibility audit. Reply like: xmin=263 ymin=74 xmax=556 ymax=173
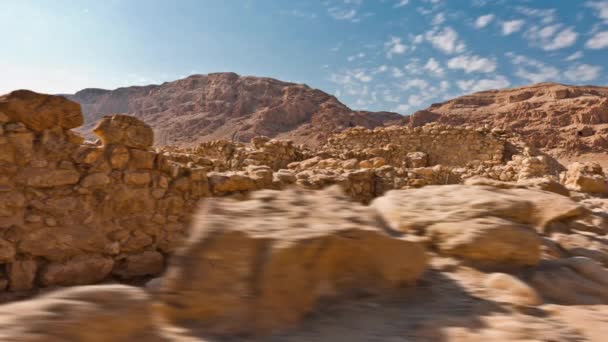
xmin=66 ymin=73 xmax=402 ymax=147
xmin=2 ymin=90 xmax=608 ymax=341
xmin=415 ymin=82 xmax=608 ymax=156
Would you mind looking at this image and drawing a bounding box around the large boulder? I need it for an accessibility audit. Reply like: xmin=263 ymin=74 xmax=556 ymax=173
xmin=157 ymin=186 xmax=427 ymax=336
xmin=0 ymin=285 xmax=161 ymax=341
xmin=93 ymin=114 xmax=154 ymax=149
xmin=0 ymin=90 xmax=83 ymax=132
xmin=531 ymin=257 xmax=608 ymax=304
xmin=562 ymin=162 xmax=608 ymax=194
xmin=371 ymin=185 xmax=589 ymax=267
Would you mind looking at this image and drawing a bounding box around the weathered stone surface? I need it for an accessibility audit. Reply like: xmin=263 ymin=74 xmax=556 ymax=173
xmin=0 ymin=90 xmax=83 ymax=132
xmin=372 ymin=185 xmax=588 ymax=235
xmin=80 ymin=173 xmax=111 ymax=188
xmin=19 ymin=226 xmax=107 ymax=261
xmin=40 ymin=255 xmax=114 ymax=287
xmin=562 ymin=162 xmax=607 ymax=194
xmin=8 ymin=259 xmax=37 ymax=291
xmin=0 ymin=239 xmax=16 ymax=263
xmin=112 ymin=251 xmax=164 ymax=279
xmin=158 ymin=186 xmax=427 ymax=336
xmin=531 ymin=257 xmax=608 ymax=304
xmin=427 ymin=217 xmax=540 ymax=268
xmin=464 ymin=176 xmax=570 ymax=196
xmin=16 ymin=168 xmax=81 ymax=188
xmin=0 ymin=285 xmax=161 ymax=341
xmin=93 ymin=114 xmax=154 ymax=149
xmin=483 ymin=272 xmax=543 ymax=306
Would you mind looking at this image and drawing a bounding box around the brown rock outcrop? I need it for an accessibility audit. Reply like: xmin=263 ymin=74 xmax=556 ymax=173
xmin=66 ymin=73 xmax=402 ymax=147
xmin=93 ymin=114 xmax=154 ymax=149
xmin=419 ymin=83 xmax=608 ymax=157
xmin=158 ymin=186 xmax=427 ymax=336
xmin=0 ymin=285 xmax=160 ymax=341
xmin=0 ymin=90 xmax=83 ymax=132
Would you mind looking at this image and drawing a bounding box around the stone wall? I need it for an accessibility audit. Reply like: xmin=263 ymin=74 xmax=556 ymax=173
xmin=324 ymin=124 xmax=506 ymax=167
xmin=0 ymin=90 xmax=571 ymax=294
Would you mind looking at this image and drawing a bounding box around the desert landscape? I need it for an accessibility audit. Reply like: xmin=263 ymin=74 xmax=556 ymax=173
xmin=1 ymin=78 xmax=608 ymax=340
xmin=2 ymin=0 xmax=608 ymax=341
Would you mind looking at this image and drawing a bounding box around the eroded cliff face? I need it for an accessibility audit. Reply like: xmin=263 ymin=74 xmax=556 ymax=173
xmin=66 ymin=73 xmax=403 ymax=147
xmin=417 ymin=82 xmax=608 ymax=155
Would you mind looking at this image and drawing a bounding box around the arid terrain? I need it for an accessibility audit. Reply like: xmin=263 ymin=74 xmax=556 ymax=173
xmin=66 ymin=73 xmax=403 ymax=147
xmin=1 ymin=81 xmax=608 ymax=341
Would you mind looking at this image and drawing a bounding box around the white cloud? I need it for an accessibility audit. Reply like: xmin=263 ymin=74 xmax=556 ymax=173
xmin=432 ymin=12 xmax=446 ymax=26
xmin=525 ymin=25 xmax=578 ymax=50
xmin=586 ymin=31 xmax=608 ymax=49
xmin=515 ymin=6 xmax=556 ymax=24
xmin=457 ymin=75 xmax=511 ymax=93
xmin=347 ymin=52 xmax=366 ymax=62
xmin=394 ymin=0 xmax=409 ymax=8
xmin=408 ymin=94 xmax=426 ymax=106
xmin=391 ymin=67 xmax=405 ymax=78
xmin=501 ymin=20 xmax=525 ymax=35
xmin=506 ymin=52 xmax=560 ymax=83
xmin=399 ymin=78 xmax=429 ymax=91
xmin=384 ymin=36 xmax=407 ymax=58
xmin=404 ymin=60 xmax=423 ymax=75
xmin=586 ymin=1 xmax=608 ymax=22
xmin=423 ymin=58 xmax=444 ymax=76
xmin=424 ymin=27 xmax=466 ymax=54
xmin=475 ymin=14 xmax=495 ymax=28
xmin=396 ymin=104 xmax=411 ymax=112
xmin=447 ymin=54 xmax=496 ymax=73
xmin=564 ymin=64 xmax=602 ymax=82
xmin=565 ymin=51 xmax=583 ymax=61
xmin=353 ymin=70 xmax=372 ymax=82
xmin=328 ymin=8 xmax=357 ymax=21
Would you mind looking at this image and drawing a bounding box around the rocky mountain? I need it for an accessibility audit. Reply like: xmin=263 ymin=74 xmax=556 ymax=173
xmin=414 ymin=83 xmax=608 ymax=156
xmin=66 ymin=72 xmax=402 ymax=147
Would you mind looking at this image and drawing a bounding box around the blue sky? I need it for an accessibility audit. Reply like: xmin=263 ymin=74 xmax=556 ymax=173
xmin=1 ymin=0 xmax=607 ymax=114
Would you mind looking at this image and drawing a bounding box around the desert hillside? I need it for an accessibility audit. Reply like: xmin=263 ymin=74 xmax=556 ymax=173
xmin=415 ymin=83 xmax=608 ymax=157
xmin=1 ymin=90 xmax=608 ymax=340
xmin=66 ymin=72 xmax=402 ymax=147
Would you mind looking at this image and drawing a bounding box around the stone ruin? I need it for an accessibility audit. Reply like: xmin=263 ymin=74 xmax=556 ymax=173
xmin=0 ymin=89 xmax=605 ymax=294
xmin=2 ymin=91 xmax=608 ymax=340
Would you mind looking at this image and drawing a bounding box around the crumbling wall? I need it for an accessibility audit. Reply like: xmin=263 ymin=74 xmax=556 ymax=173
xmin=324 ymin=124 xmax=505 ymax=167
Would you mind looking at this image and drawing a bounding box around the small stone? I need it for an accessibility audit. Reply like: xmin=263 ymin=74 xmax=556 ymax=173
xmin=44 ymin=217 xmax=57 ymax=227
xmin=25 ymin=215 xmax=42 ymax=223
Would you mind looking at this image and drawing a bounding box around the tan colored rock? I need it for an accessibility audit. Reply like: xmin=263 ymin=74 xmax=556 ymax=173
xmin=371 ymin=185 xmax=587 ymax=235
xmin=80 ymin=173 xmax=111 ymax=188
xmin=16 ymin=168 xmax=80 ymax=188
xmin=8 ymin=259 xmax=37 ymax=291
xmin=0 ymin=238 xmax=16 ymax=263
xmin=40 ymin=254 xmax=114 ymax=287
xmin=562 ymin=162 xmax=607 ymax=194
xmin=19 ymin=226 xmax=107 ymax=262
xmin=0 ymin=90 xmax=83 ymax=132
xmin=112 ymin=251 xmax=164 ymax=279
xmin=108 ymin=144 xmax=130 ymax=169
xmin=483 ymin=272 xmax=542 ymax=306
xmin=158 ymin=186 xmax=427 ymax=336
xmin=124 ymin=171 xmax=152 ymax=186
xmin=531 ymin=257 xmax=608 ymax=304
xmin=0 ymin=285 xmax=161 ymax=341
xmin=406 ymin=151 xmax=428 ymax=168
xmin=427 ymin=217 xmax=540 ymax=268
xmin=129 ymin=149 xmax=156 ymax=169
xmin=208 ymin=172 xmax=257 ymax=193
xmin=464 ymin=176 xmax=569 ymax=196
xmin=93 ymin=114 xmax=154 ymax=149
